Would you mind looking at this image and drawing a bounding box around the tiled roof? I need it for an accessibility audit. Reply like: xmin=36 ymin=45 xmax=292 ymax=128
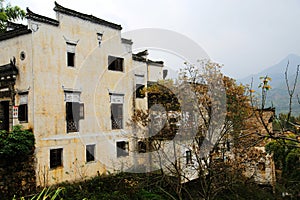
xmin=132 ymin=54 xmax=164 ymax=66
xmin=26 ymin=8 xmax=59 ymax=26
xmin=121 ymin=38 xmax=133 ymax=45
xmin=0 ymin=59 xmax=18 ymax=79
xmin=6 ymin=22 xmax=27 ymax=30
xmin=54 ymin=1 xmax=122 ymax=30
xmin=0 ymin=26 xmax=31 ymax=41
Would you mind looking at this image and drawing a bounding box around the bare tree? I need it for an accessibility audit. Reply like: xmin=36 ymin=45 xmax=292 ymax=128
xmin=129 ymin=60 xmax=262 ymax=199
xmin=250 ymin=61 xmax=300 ymax=197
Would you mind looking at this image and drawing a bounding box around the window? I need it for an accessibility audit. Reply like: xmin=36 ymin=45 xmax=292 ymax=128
xmin=66 ymin=42 xmax=76 ymax=67
xmin=111 ymin=103 xmax=123 ymax=129
xmin=108 ymin=56 xmax=123 ymax=71
xmin=257 ymin=162 xmax=265 ymax=171
xmin=186 ymin=150 xmax=192 ymax=165
xmin=50 ymin=148 xmax=63 ymax=169
xmin=226 ymin=141 xmax=231 ymax=151
xmin=79 ymin=103 xmax=84 ymax=119
xmin=110 ymin=93 xmax=124 ymax=129
xmin=67 ymin=52 xmax=75 ymax=67
xmin=138 ymin=141 xmax=146 ymax=153
xmin=117 ymin=141 xmax=129 ymax=157
xmin=136 ymin=84 xmax=145 ymax=98
xmin=135 ymin=74 xmax=145 ymax=99
xmin=18 ymin=93 xmax=28 ymax=122
xmin=66 ymin=102 xmax=84 ymax=133
xmin=18 ymin=104 xmax=28 ymax=122
xmin=86 ymin=144 xmax=95 ymax=162
xmin=97 ymin=32 xmax=103 ymax=47
xmin=0 ymin=101 xmax=9 ymax=131
xmin=20 ymin=51 xmax=26 ymax=60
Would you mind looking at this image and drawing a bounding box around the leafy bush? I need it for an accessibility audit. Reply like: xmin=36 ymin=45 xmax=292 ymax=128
xmin=0 ymin=125 xmax=35 ymax=161
xmin=15 ymin=172 xmax=280 ymax=200
xmin=13 ymin=187 xmax=64 ymax=200
xmin=266 ymin=138 xmax=300 ymax=197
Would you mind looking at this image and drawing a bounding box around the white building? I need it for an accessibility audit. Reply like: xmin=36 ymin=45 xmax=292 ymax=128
xmin=0 ymin=2 xmax=164 ymax=186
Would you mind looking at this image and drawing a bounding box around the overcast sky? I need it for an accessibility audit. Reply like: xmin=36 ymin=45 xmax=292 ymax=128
xmin=8 ymin=0 xmax=300 ymax=79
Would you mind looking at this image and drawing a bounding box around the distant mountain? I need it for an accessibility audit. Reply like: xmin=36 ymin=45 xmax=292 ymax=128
xmin=239 ymin=54 xmax=300 ymax=115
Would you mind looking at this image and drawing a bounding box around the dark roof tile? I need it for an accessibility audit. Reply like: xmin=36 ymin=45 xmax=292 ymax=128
xmin=0 ymin=60 xmax=18 ymax=79
xmin=26 ymin=8 xmax=59 ymax=26
xmin=0 ymin=26 xmax=32 ymax=41
xmin=54 ymin=1 xmax=122 ymax=30
xmin=121 ymin=38 xmax=133 ymax=45
xmin=132 ymin=54 xmax=164 ymax=66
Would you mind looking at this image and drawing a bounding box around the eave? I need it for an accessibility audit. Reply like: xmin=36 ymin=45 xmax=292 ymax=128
xmin=121 ymin=38 xmax=133 ymax=45
xmin=26 ymin=8 xmax=59 ymax=27
xmin=0 ymin=61 xmax=18 ymax=81
xmin=0 ymin=26 xmax=32 ymax=41
xmin=132 ymin=54 xmax=164 ymax=67
xmin=54 ymin=1 xmax=122 ymax=30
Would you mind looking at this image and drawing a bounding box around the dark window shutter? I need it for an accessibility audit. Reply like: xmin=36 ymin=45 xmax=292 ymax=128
xmin=111 ymin=104 xmax=123 ymax=129
xmin=79 ymin=103 xmax=84 ymax=119
xmin=66 ymin=102 xmax=72 ymax=120
xmin=50 ymin=148 xmax=63 ymax=168
xmin=18 ymin=104 xmax=28 ymax=122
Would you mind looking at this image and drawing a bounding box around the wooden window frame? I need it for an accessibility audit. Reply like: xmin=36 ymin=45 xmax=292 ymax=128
xmin=67 ymin=52 xmax=75 ymax=67
xmin=86 ymin=144 xmax=95 ymax=163
xmin=108 ymin=56 xmax=124 ymax=72
xmin=116 ymin=141 xmax=129 ymax=157
xmin=186 ymin=150 xmax=192 ymax=165
xmin=50 ymin=148 xmax=63 ymax=169
xmin=66 ymin=102 xmax=84 ymax=133
xmin=136 ymin=84 xmax=145 ymax=98
xmin=111 ymin=103 xmax=123 ymax=129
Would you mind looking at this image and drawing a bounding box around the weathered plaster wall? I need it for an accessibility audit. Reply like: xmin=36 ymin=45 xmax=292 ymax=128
xmin=133 ymin=60 xmax=148 ymax=111
xmin=26 ymin=12 xmax=138 ymax=185
xmin=148 ymin=64 xmax=163 ymax=82
xmin=0 ymin=33 xmax=33 ymax=130
xmin=0 ymin=4 xmax=164 ymax=186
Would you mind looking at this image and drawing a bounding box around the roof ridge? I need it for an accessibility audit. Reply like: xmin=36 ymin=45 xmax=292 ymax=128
xmin=0 ymin=26 xmax=32 ymax=41
xmin=0 ymin=60 xmax=19 ymax=79
xmin=132 ymin=54 xmax=164 ymax=66
xmin=121 ymin=38 xmax=133 ymax=45
xmin=54 ymin=1 xmax=122 ymax=30
xmin=26 ymin=7 xmax=59 ymax=26
xmin=6 ymin=21 xmax=27 ymax=29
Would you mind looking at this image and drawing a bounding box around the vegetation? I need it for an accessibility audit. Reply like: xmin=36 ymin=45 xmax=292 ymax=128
xmin=273 ymin=113 xmax=300 ymax=132
xmin=0 ymin=2 xmax=297 ymax=198
xmin=8 ymin=59 xmax=299 ymax=199
xmin=0 ymin=125 xmax=34 ymax=161
xmin=13 ymin=187 xmax=64 ymax=200
xmin=0 ymin=0 xmax=25 ymax=32
xmin=265 ymin=137 xmax=300 ymax=197
xmin=251 ymin=62 xmax=300 ymax=198
xmin=16 ymin=172 xmax=276 ymax=200
xmin=0 ymin=126 xmax=35 ymax=199
xmin=129 ymin=59 xmax=300 ymax=199
xmin=130 ymin=60 xmax=263 ymax=199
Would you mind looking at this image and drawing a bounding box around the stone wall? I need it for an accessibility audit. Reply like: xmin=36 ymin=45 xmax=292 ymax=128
xmin=0 ymin=155 xmax=36 ymax=199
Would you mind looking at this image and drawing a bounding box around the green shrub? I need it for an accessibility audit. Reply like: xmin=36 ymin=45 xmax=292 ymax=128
xmin=0 ymin=125 xmax=35 ymax=161
xmin=13 ymin=187 xmax=64 ymax=200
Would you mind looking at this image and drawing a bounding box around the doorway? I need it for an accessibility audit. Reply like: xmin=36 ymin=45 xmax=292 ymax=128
xmin=0 ymin=101 xmax=9 ymax=131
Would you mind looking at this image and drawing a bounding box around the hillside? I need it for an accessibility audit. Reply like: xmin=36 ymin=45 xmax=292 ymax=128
xmin=239 ymin=54 xmax=300 ymax=115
